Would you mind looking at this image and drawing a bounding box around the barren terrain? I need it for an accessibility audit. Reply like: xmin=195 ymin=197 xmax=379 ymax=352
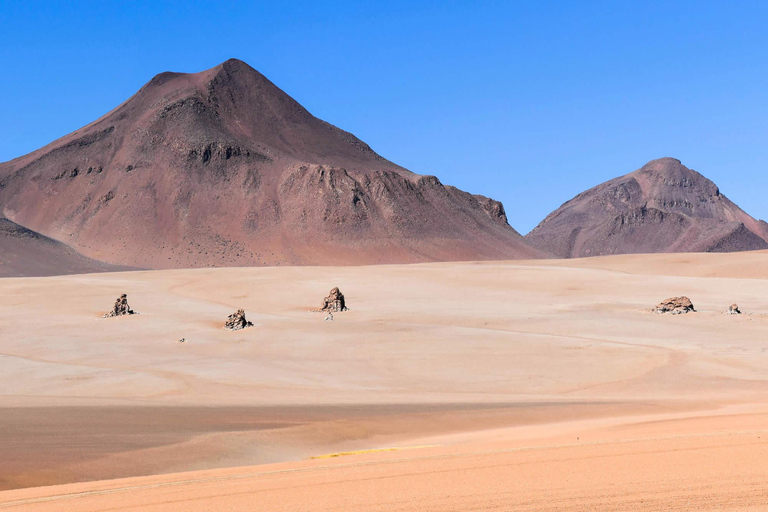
xmin=2 ymin=251 xmax=768 ymax=509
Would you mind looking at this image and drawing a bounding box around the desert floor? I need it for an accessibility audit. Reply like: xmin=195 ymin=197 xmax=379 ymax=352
xmin=1 ymin=251 xmax=768 ymax=510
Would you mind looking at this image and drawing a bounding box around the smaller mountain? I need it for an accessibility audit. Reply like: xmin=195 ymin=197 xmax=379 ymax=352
xmin=526 ymin=158 xmax=768 ymax=258
xmin=0 ymin=217 xmax=127 ymax=277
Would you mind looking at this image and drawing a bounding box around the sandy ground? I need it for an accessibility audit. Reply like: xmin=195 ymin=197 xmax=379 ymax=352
xmin=2 ymin=251 xmax=768 ymax=509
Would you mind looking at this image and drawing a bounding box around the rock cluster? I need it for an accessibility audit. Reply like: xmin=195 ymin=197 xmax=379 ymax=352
xmin=653 ymin=296 xmax=695 ymax=315
xmin=320 ymin=287 xmax=347 ymax=312
xmin=103 ymin=294 xmax=136 ymax=318
xmin=225 ymin=309 xmax=253 ymax=330
xmin=727 ymin=304 xmax=741 ymax=315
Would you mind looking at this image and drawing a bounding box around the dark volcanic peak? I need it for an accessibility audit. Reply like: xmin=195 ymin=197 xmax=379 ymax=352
xmin=0 ymin=59 xmax=541 ymax=272
xmin=526 ymin=158 xmax=768 ymax=258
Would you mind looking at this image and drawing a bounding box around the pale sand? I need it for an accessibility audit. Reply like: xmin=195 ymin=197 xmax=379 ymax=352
xmin=1 ymin=251 xmax=768 ymax=509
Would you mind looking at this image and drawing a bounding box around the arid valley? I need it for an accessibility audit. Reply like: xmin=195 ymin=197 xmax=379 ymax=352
xmin=4 ymin=4 xmax=768 ymax=508
xmin=2 ymin=251 xmax=768 ymax=510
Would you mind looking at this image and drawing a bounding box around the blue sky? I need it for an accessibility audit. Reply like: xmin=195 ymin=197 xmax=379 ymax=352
xmin=1 ymin=1 xmax=766 ymax=233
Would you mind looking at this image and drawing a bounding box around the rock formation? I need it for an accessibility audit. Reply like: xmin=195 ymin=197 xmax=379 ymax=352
xmin=103 ymin=294 xmax=136 ymax=318
xmin=0 ymin=59 xmax=542 ymax=270
xmin=224 ymin=309 xmax=253 ymax=330
xmin=727 ymin=304 xmax=741 ymax=315
xmin=653 ymin=296 xmax=695 ymax=315
xmin=320 ymin=287 xmax=347 ymax=312
xmin=526 ymin=158 xmax=768 ymax=258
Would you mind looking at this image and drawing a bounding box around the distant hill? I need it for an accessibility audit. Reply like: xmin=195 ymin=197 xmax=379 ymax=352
xmin=525 ymin=158 xmax=768 ymax=258
xmin=0 ymin=218 xmax=127 ymax=277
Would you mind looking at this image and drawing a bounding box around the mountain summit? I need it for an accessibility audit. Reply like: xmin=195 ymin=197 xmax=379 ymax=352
xmin=0 ymin=59 xmax=541 ymax=270
xmin=525 ymin=158 xmax=768 ymax=258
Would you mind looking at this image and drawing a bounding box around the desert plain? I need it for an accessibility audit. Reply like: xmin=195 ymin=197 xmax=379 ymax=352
xmin=2 ymin=251 xmax=768 ymax=510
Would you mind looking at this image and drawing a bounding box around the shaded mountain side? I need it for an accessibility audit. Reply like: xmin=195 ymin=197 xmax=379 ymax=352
xmin=0 ymin=218 xmax=130 ymax=277
xmin=0 ymin=59 xmax=542 ymax=268
xmin=525 ymin=158 xmax=768 ymax=258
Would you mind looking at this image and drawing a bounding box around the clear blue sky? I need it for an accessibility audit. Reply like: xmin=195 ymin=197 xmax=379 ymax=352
xmin=1 ymin=1 xmax=766 ymax=233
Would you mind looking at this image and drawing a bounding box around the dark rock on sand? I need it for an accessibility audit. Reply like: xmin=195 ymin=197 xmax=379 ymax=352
xmin=320 ymin=287 xmax=347 ymax=312
xmin=653 ymin=296 xmax=695 ymax=315
xmin=225 ymin=309 xmax=253 ymax=330
xmin=103 ymin=294 xmax=136 ymax=318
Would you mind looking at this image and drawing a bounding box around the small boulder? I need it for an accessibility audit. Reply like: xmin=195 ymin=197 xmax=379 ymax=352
xmin=225 ymin=309 xmax=253 ymax=330
xmin=320 ymin=287 xmax=347 ymax=312
xmin=727 ymin=304 xmax=741 ymax=315
xmin=103 ymin=294 xmax=136 ymax=318
xmin=653 ymin=296 xmax=695 ymax=315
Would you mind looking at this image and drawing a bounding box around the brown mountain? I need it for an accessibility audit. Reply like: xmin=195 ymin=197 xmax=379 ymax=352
xmin=0 ymin=217 xmax=126 ymax=277
xmin=0 ymin=59 xmax=541 ymax=271
xmin=525 ymin=157 xmax=768 ymax=258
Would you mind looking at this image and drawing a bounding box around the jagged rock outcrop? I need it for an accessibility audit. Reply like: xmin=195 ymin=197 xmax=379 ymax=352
xmin=103 ymin=294 xmax=136 ymax=318
xmin=727 ymin=304 xmax=741 ymax=315
xmin=0 ymin=59 xmax=542 ymax=270
xmin=224 ymin=309 xmax=253 ymax=330
xmin=320 ymin=287 xmax=347 ymax=312
xmin=653 ymin=296 xmax=695 ymax=315
xmin=526 ymin=158 xmax=768 ymax=258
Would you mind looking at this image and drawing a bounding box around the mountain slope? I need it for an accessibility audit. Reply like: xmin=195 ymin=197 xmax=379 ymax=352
xmin=0 ymin=59 xmax=541 ymax=269
xmin=0 ymin=218 xmax=128 ymax=277
xmin=525 ymin=158 xmax=768 ymax=258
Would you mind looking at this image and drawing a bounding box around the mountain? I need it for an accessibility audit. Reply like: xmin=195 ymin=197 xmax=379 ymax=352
xmin=0 ymin=217 xmax=127 ymax=277
xmin=0 ymin=59 xmax=541 ymax=270
xmin=525 ymin=158 xmax=768 ymax=258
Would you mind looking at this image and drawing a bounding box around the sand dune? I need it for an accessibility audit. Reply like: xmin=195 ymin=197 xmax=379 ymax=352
xmin=1 ymin=252 xmax=768 ymax=508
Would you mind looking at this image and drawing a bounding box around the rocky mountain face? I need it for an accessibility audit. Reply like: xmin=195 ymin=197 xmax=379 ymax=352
xmin=0 ymin=59 xmax=541 ymax=271
xmin=525 ymin=158 xmax=768 ymax=258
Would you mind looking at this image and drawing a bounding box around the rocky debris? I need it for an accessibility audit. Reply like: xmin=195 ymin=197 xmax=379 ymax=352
xmin=320 ymin=287 xmax=347 ymax=312
xmin=179 ymin=338 xmax=187 ymax=343
xmin=103 ymin=294 xmax=136 ymax=318
xmin=225 ymin=309 xmax=253 ymax=330
xmin=727 ymin=304 xmax=741 ymax=315
xmin=653 ymin=296 xmax=695 ymax=315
